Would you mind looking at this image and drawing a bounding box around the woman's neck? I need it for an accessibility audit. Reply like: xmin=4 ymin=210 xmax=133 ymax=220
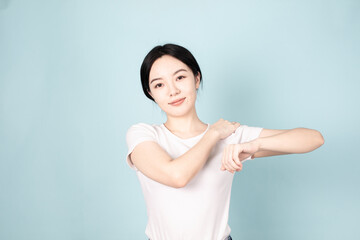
xmin=164 ymin=114 xmax=207 ymax=138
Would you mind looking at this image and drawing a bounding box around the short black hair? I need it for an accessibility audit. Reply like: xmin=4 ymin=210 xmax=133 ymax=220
xmin=140 ymin=43 xmax=202 ymax=101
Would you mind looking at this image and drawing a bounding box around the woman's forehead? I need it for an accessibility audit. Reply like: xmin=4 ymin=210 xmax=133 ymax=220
xmin=149 ymin=55 xmax=189 ymax=78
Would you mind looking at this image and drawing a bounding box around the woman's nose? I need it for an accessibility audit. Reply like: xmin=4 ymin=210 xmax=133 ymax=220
xmin=168 ymin=82 xmax=180 ymax=96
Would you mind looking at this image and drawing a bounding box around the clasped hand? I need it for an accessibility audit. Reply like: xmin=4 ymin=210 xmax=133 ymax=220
xmin=220 ymin=141 xmax=260 ymax=174
xmin=210 ymin=119 xmax=260 ymax=174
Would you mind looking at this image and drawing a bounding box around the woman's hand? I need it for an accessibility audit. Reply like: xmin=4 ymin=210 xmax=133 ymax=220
xmin=209 ymin=119 xmax=240 ymax=140
xmin=220 ymin=141 xmax=260 ymax=174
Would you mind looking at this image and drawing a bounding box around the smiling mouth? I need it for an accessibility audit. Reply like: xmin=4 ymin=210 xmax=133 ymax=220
xmin=169 ymin=97 xmax=186 ymax=106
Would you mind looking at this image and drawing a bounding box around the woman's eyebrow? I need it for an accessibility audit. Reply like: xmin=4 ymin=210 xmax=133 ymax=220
xmin=173 ymin=68 xmax=187 ymax=75
xmin=150 ymin=69 xmax=187 ymax=84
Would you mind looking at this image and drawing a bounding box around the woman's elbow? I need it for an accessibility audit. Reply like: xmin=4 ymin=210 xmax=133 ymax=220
xmin=318 ymin=131 xmax=325 ymax=146
xmin=315 ymin=130 xmax=325 ymax=148
xmin=167 ymin=163 xmax=191 ymax=188
xmin=170 ymin=172 xmax=188 ymax=189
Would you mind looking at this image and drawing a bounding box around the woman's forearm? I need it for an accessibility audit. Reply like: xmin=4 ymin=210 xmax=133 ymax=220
xmin=169 ymin=129 xmax=220 ymax=187
xmin=255 ymin=128 xmax=324 ymax=154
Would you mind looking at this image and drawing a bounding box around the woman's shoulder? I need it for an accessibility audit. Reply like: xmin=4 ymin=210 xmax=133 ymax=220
xmin=127 ymin=122 xmax=162 ymax=129
xmin=225 ymin=123 xmax=263 ymax=144
xmin=126 ymin=122 xmax=163 ymax=135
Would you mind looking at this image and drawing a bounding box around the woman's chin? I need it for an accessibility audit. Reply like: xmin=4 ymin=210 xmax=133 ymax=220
xmin=163 ymin=107 xmax=195 ymax=118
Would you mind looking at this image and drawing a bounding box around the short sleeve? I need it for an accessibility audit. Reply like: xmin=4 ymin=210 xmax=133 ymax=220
xmin=125 ymin=123 xmax=157 ymax=171
xmin=229 ymin=125 xmax=263 ymax=162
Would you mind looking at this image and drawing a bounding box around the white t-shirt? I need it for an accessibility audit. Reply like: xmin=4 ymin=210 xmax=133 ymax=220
xmin=126 ymin=123 xmax=263 ymax=240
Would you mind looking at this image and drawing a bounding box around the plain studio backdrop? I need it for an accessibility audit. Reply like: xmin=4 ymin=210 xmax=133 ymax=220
xmin=0 ymin=0 xmax=359 ymax=239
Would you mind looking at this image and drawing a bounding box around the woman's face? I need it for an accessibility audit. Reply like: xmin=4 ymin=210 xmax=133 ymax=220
xmin=148 ymin=55 xmax=200 ymax=118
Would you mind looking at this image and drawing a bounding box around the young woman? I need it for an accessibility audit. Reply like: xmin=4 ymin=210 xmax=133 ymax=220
xmin=126 ymin=43 xmax=324 ymax=240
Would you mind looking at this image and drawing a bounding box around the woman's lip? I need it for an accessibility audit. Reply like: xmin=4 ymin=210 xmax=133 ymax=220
xmin=169 ymin=97 xmax=186 ymax=106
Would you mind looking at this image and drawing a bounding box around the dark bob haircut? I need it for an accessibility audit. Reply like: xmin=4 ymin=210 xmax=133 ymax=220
xmin=140 ymin=43 xmax=202 ymax=101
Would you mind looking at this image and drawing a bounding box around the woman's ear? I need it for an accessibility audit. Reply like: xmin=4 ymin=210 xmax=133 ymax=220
xmin=148 ymin=89 xmax=153 ymax=98
xmin=195 ymin=72 xmax=201 ymax=89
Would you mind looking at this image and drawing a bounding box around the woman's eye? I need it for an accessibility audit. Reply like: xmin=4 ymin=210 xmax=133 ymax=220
xmin=177 ymin=76 xmax=185 ymax=80
xmin=155 ymin=83 xmax=163 ymax=88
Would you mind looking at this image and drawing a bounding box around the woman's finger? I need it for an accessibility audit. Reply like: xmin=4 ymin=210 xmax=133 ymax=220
xmin=232 ymin=146 xmax=243 ymax=172
xmin=224 ymin=146 xmax=233 ymax=172
xmin=222 ymin=146 xmax=232 ymax=172
xmin=232 ymin=145 xmax=242 ymax=166
xmin=226 ymin=145 xmax=238 ymax=172
xmin=228 ymin=150 xmax=242 ymax=171
xmin=220 ymin=148 xmax=226 ymax=171
xmin=222 ymin=146 xmax=231 ymax=171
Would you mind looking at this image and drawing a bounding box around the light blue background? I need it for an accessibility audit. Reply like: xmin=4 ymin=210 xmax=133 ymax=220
xmin=1 ymin=0 xmax=359 ymax=239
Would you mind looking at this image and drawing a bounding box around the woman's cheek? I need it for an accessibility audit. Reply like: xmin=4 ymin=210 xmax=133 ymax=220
xmin=185 ymin=96 xmax=195 ymax=105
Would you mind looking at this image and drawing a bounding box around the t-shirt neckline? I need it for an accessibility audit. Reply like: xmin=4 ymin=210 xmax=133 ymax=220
xmin=161 ymin=123 xmax=210 ymax=141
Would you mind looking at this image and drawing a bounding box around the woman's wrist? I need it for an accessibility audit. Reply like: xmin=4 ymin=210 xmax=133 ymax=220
xmin=206 ymin=128 xmax=221 ymax=141
xmin=247 ymin=138 xmax=262 ymax=160
xmin=254 ymin=137 xmax=263 ymax=151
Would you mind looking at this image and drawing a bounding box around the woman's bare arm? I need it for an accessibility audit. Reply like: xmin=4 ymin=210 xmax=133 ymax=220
xmin=220 ymin=128 xmax=324 ymax=173
xmin=130 ymin=119 xmax=239 ymax=188
xmin=255 ymin=128 xmax=324 ymax=155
